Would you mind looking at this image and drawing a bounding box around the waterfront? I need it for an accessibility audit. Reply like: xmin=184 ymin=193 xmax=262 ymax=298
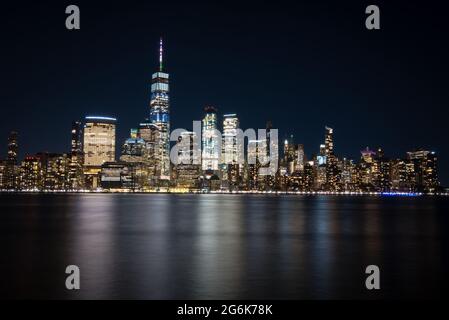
xmin=0 ymin=194 xmax=447 ymax=299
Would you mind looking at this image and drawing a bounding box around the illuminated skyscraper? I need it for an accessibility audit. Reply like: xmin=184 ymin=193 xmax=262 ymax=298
xmin=221 ymin=113 xmax=240 ymax=189
xmin=202 ymin=106 xmax=219 ymax=172
xmin=7 ymin=131 xmax=18 ymax=164
xmin=247 ymin=139 xmax=264 ymax=190
xmin=120 ymin=129 xmax=146 ymax=163
xmin=5 ymin=131 xmax=19 ymax=189
xmin=83 ymin=116 xmax=116 ymax=167
xmin=358 ymin=147 xmax=376 ymax=190
xmin=295 ymin=144 xmax=305 ymax=172
xmin=83 ymin=116 xmax=116 ymax=189
xmin=283 ymin=134 xmax=295 ymax=165
xmin=44 ymin=153 xmax=70 ymax=191
xmin=150 ymin=38 xmax=170 ymax=180
xmin=0 ymin=160 xmax=6 ymax=189
xmin=175 ymin=131 xmax=201 ymax=189
xmin=138 ymin=121 xmax=160 ymax=183
xmin=222 ymin=114 xmax=239 ymax=164
xmin=323 ymin=126 xmax=339 ymax=191
xmin=324 ymin=126 xmax=333 ymax=156
xmin=407 ymin=149 xmax=440 ymax=193
xmin=20 ymin=155 xmax=44 ymax=191
xmin=68 ymin=121 xmax=84 ymax=190
xmin=373 ymin=147 xmax=391 ymax=192
xmin=263 ymin=120 xmax=276 ymax=190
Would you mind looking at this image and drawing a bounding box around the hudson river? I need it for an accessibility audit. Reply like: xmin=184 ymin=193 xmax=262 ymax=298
xmin=0 ymin=194 xmax=447 ymax=299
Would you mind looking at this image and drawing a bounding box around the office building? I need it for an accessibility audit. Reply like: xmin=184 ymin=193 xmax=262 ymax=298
xmin=83 ymin=116 xmax=116 ymax=189
xmin=150 ymin=38 xmax=171 ymax=180
xmin=68 ymin=121 xmax=84 ymax=190
xmin=202 ymin=106 xmax=219 ymax=172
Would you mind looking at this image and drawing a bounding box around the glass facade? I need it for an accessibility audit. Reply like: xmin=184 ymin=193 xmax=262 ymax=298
xmin=83 ymin=117 xmax=116 ymax=167
xmin=202 ymin=107 xmax=219 ymax=171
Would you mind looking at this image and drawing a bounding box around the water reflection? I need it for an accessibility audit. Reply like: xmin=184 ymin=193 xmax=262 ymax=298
xmin=0 ymin=194 xmax=447 ymax=299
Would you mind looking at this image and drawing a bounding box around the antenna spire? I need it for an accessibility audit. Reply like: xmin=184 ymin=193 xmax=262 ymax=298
xmin=159 ymin=37 xmax=163 ymax=71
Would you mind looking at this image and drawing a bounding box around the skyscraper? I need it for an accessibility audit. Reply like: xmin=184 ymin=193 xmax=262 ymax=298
xmin=138 ymin=121 xmax=160 ymax=183
xmin=44 ymin=153 xmax=70 ymax=191
xmin=295 ymin=144 xmax=305 ymax=172
xmin=222 ymin=114 xmax=239 ymax=165
xmin=68 ymin=121 xmax=84 ymax=190
xmin=247 ymin=139 xmax=264 ymax=190
xmin=150 ymin=38 xmax=170 ymax=180
xmin=83 ymin=116 xmax=116 ymax=167
xmin=263 ymin=120 xmax=276 ymax=190
xmin=20 ymin=154 xmax=45 ymax=191
xmin=324 ymin=126 xmax=339 ymax=191
xmin=359 ymin=147 xmax=376 ymax=190
xmin=0 ymin=160 xmax=6 ymax=189
xmin=324 ymin=126 xmax=333 ymax=156
xmin=7 ymin=131 xmax=18 ymax=164
xmin=5 ymin=131 xmax=19 ymax=189
xmin=83 ymin=116 xmax=116 ymax=189
xmin=175 ymin=131 xmax=201 ymax=189
xmin=202 ymin=106 xmax=219 ymax=172
xmin=221 ymin=113 xmax=240 ymax=189
xmin=120 ymin=129 xmax=147 ymax=163
xmin=407 ymin=149 xmax=440 ymax=193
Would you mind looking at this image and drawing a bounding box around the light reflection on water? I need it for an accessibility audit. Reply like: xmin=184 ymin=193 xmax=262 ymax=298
xmin=0 ymin=194 xmax=447 ymax=299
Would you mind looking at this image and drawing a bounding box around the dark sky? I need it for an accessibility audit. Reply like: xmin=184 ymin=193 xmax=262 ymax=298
xmin=1 ymin=0 xmax=448 ymax=185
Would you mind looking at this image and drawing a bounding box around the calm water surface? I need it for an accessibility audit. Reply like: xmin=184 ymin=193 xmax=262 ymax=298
xmin=0 ymin=194 xmax=448 ymax=299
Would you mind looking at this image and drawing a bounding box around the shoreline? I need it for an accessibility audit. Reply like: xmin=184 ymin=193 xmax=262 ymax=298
xmin=1 ymin=190 xmax=448 ymax=197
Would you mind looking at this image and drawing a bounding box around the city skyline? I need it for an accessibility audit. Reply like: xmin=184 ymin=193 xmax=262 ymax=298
xmin=1 ymin=1 xmax=449 ymax=303
xmin=0 ymin=55 xmax=443 ymax=194
xmin=0 ymin=35 xmax=445 ymax=192
xmin=1 ymin=1 xmax=448 ymax=185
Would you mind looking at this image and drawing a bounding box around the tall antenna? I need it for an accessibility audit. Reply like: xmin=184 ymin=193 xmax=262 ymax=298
xmin=159 ymin=37 xmax=163 ymax=71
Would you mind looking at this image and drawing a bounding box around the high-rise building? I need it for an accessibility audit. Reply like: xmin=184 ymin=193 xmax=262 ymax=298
xmin=407 ymin=149 xmax=440 ymax=193
xmin=302 ymin=161 xmax=315 ymax=191
xmin=20 ymin=155 xmax=44 ymax=191
xmin=150 ymin=38 xmax=170 ymax=180
xmin=247 ymin=139 xmax=267 ymax=190
xmin=263 ymin=120 xmax=276 ymax=191
xmin=358 ymin=147 xmax=376 ymax=190
xmin=120 ymin=129 xmax=147 ymax=163
xmin=0 ymin=160 xmax=6 ymax=189
xmin=83 ymin=116 xmax=116 ymax=167
xmin=68 ymin=121 xmax=84 ymax=190
xmin=314 ymin=153 xmax=327 ymax=190
xmin=423 ymin=152 xmax=439 ymax=193
xmin=202 ymin=106 xmax=219 ymax=172
xmin=373 ymin=147 xmax=391 ymax=192
xmin=295 ymin=144 xmax=305 ymax=172
xmin=7 ymin=131 xmax=18 ymax=164
xmin=340 ymin=158 xmax=357 ymax=191
xmin=138 ymin=121 xmax=160 ymax=184
xmin=361 ymin=147 xmax=376 ymax=163
xmin=324 ymin=126 xmax=333 ymax=156
xmin=119 ymin=130 xmax=153 ymax=191
xmin=390 ymin=159 xmax=415 ymax=192
xmin=175 ymin=131 xmax=201 ymax=189
xmin=221 ymin=113 xmax=240 ymax=190
xmin=83 ymin=116 xmax=116 ymax=189
xmin=323 ymin=126 xmax=339 ymax=191
xmin=247 ymin=140 xmax=259 ymax=190
xmin=283 ymin=134 xmax=295 ymax=171
xmin=44 ymin=153 xmax=70 ymax=190
xmin=5 ymin=131 xmax=19 ymax=190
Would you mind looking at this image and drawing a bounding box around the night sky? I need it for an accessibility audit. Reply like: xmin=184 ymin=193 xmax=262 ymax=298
xmin=1 ymin=0 xmax=448 ymax=185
